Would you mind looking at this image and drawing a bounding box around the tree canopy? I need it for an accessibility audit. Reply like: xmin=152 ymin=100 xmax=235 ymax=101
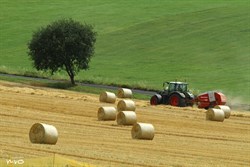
xmin=28 ymin=18 xmax=97 ymax=85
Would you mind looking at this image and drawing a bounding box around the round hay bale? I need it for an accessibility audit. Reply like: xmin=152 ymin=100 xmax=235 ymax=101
xmin=98 ymin=107 xmax=117 ymax=121
xmin=99 ymin=91 xmax=116 ymax=103
xmin=206 ymin=108 xmax=225 ymax=122
xmin=117 ymin=88 xmax=133 ymax=98
xmin=29 ymin=123 xmax=58 ymax=144
xmin=117 ymin=111 xmax=137 ymax=125
xmin=131 ymin=123 xmax=155 ymax=140
xmin=117 ymin=99 xmax=135 ymax=112
xmin=215 ymin=105 xmax=231 ymax=119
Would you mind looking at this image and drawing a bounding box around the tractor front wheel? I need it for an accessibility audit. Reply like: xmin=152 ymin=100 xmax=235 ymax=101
xmin=150 ymin=94 xmax=162 ymax=105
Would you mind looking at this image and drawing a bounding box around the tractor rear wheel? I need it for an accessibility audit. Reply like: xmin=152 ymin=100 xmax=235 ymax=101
xmin=168 ymin=94 xmax=186 ymax=107
xmin=150 ymin=94 xmax=162 ymax=105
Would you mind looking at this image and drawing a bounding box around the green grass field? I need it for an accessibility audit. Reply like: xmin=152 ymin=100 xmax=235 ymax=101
xmin=0 ymin=0 xmax=249 ymax=103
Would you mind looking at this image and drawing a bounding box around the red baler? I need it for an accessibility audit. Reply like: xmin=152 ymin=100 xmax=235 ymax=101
xmin=195 ymin=91 xmax=227 ymax=109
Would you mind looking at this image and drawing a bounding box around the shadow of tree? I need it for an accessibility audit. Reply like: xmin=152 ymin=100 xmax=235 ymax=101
xmin=46 ymin=82 xmax=75 ymax=89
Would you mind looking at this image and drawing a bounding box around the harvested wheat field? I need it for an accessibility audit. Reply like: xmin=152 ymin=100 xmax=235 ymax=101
xmin=0 ymin=80 xmax=249 ymax=167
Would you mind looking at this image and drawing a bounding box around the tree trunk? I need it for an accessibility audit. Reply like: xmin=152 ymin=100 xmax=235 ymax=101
xmin=65 ymin=65 xmax=75 ymax=85
xmin=69 ymin=74 xmax=75 ymax=85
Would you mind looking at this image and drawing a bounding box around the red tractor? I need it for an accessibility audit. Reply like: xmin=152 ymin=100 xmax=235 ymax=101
xmin=150 ymin=81 xmax=227 ymax=109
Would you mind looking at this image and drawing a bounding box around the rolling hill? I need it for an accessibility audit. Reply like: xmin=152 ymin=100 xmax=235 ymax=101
xmin=0 ymin=0 xmax=249 ymax=102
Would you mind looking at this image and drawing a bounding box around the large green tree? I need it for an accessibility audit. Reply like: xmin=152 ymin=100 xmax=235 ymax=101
xmin=28 ymin=18 xmax=97 ymax=85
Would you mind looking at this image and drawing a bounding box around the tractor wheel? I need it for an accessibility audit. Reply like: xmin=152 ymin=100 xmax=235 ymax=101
xmin=150 ymin=94 xmax=162 ymax=105
xmin=168 ymin=94 xmax=186 ymax=107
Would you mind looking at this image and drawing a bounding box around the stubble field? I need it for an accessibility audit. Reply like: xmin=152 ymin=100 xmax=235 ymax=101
xmin=0 ymin=80 xmax=249 ymax=167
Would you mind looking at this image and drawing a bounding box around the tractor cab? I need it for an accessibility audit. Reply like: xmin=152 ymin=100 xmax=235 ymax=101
xmin=163 ymin=82 xmax=188 ymax=93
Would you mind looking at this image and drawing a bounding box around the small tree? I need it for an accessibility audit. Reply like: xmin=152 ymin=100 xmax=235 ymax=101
xmin=28 ymin=18 xmax=97 ymax=85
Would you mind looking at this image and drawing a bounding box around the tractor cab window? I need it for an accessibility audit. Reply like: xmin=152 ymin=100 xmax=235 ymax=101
xmin=163 ymin=82 xmax=169 ymax=91
xmin=168 ymin=83 xmax=188 ymax=92
xmin=168 ymin=83 xmax=175 ymax=92
xmin=178 ymin=84 xmax=187 ymax=92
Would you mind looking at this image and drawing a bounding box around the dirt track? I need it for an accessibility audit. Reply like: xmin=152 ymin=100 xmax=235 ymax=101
xmin=0 ymin=80 xmax=249 ymax=167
